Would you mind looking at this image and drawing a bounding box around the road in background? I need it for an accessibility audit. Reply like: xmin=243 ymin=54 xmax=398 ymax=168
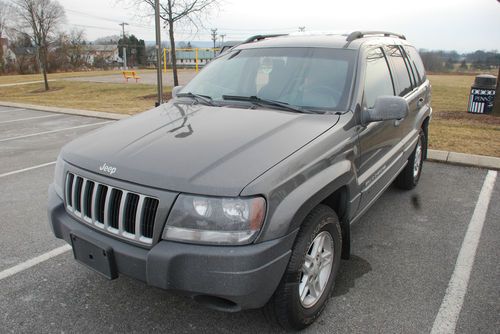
xmin=64 ymin=70 xmax=197 ymax=86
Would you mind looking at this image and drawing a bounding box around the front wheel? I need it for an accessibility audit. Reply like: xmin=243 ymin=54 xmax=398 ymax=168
xmin=396 ymin=128 xmax=426 ymax=190
xmin=264 ymin=205 xmax=342 ymax=330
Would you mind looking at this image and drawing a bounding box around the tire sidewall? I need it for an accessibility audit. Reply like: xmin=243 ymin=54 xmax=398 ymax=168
xmin=285 ymin=208 xmax=342 ymax=327
xmin=412 ymin=129 xmax=425 ymax=185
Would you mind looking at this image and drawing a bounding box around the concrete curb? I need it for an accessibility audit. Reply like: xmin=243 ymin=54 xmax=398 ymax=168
xmin=427 ymin=149 xmax=500 ymax=170
xmin=0 ymin=101 xmax=129 ymax=120
xmin=1 ymin=101 xmax=499 ymax=170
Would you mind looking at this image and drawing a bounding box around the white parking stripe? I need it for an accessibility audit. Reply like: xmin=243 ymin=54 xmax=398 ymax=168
xmin=430 ymin=170 xmax=497 ymax=334
xmin=0 ymin=245 xmax=71 ymax=281
xmin=0 ymin=108 xmax=27 ymax=113
xmin=0 ymin=114 xmax=60 ymax=124
xmin=0 ymin=161 xmax=56 ymax=178
xmin=0 ymin=121 xmax=111 ymax=142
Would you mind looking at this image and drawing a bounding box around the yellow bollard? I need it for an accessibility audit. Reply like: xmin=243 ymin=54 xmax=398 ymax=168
xmin=195 ymin=48 xmax=199 ymax=73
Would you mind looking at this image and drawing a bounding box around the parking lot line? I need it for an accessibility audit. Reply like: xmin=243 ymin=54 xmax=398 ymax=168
xmin=0 ymin=121 xmax=111 ymax=143
xmin=0 ymin=244 xmax=71 ymax=281
xmin=0 ymin=161 xmax=56 ymax=178
xmin=430 ymin=170 xmax=497 ymax=334
xmin=0 ymin=114 xmax=60 ymax=124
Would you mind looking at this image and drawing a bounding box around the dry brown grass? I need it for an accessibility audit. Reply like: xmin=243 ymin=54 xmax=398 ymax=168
xmin=0 ymin=81 xmax=170 ymax=114
xmin=427 ymin=74 xmax=500 ymax=157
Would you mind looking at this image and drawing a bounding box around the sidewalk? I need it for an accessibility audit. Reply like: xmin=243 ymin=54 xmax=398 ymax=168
xmin=1 ymin=100 xmax=499 ymax=170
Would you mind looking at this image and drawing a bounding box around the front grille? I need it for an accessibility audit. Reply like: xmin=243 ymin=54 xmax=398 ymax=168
xmin=64 ymin=172 xmax=159 ymax=245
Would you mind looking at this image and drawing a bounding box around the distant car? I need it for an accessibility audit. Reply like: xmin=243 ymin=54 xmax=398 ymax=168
xmin=48 ymin=31 xmax=431 ymax=330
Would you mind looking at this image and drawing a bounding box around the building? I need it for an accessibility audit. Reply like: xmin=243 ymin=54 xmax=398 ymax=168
xmin=84 ymin=45 xmax=123 ymax=65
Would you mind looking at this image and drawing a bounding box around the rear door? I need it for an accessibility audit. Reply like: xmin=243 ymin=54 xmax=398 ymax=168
xmin=385 ymin=45 xmax=426 ymax=153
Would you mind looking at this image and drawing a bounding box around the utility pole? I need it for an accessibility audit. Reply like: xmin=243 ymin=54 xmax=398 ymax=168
xmin=154 ymin=0 xmax=163 ymax=106
xmin=298 ymin=26 xmax=306 ymax=32
xmin=219 ymin=34 xmax=226 ymax=48
xmin=119 ymin=22 xmax=129 ymax=69
xmin=211 ymin=28 xmax=218 ymax=57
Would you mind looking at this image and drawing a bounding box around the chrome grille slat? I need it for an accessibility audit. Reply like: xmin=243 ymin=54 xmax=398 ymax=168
xmin=64 ymin=172 xmax=159 ymax=245
xmin=118 ymin=190 xmax=128 ymax=234
xmin=71 ymin=176 xmax=78 ymax=213
xmin=135 ymin=196 xmax=145 ymax=238
xmin=91 ymin=182 xmax=99 ymax=224
xmin=103 ymin=186 xmax=112 ymax=229
xmin=80 ymin=179 xmax=87 ymax=221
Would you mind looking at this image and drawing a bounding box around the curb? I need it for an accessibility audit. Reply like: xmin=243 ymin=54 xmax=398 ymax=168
xmin=0 ymin=101 xmax=129 ymax=120
xmin=427 ymin=150 xmax=500 ymax=171
xmin=1 ymin=101 xmax=499 ymax=170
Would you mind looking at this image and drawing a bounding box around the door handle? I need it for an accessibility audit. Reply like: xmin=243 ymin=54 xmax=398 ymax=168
xmin=417 ymin=97 xmax=425 ymax=108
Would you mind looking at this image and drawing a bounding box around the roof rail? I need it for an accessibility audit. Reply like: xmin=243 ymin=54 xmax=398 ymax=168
xmin=346 ymin=31 xmax=406 ymax=42
xmin=219 ymin=34 xmax=288 ymax=55
xmin=241 ymin=34 xmax=288 ymax=44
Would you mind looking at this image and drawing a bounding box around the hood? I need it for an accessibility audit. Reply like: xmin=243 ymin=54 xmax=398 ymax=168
xmin=62 ymin=101 xmax=340 ymax=196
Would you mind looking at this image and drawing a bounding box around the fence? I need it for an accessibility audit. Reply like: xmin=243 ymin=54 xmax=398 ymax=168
xmin=163 ymin=48 xmax=220 ymax=73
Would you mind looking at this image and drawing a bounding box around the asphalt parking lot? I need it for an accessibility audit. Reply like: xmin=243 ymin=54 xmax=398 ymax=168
xmin=0 ymin=105 xmax=498 ymax=334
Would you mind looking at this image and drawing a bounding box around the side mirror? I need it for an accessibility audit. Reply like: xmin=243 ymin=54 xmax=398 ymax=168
xmin=172 ymin=86 xmax=183 ymax=99
xmin=362 ymin=96 xmax=409 ymax=124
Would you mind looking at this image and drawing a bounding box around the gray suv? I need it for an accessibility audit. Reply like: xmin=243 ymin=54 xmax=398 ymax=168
xmin=48 ymin=31 xmax=431 ymax=330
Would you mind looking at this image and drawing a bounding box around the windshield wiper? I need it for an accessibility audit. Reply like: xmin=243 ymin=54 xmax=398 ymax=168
xmin=221 ymin=95 xmax=316 ymax=114
xmin=176 ymin=92 xmax=217 ymax=106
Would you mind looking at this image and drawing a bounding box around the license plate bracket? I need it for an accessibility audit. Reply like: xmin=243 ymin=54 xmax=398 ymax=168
xmin=70 ymin=232 xmax=117 ymax=280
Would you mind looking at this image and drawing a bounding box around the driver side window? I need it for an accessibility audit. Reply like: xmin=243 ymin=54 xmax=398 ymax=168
xmin=363 ymin=48 xmax=395 ymax=108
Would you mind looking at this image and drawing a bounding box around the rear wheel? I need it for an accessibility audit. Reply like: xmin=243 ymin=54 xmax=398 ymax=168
xmin=264 ymin=205 xmax=342 ymax=330
xmin=396 ymin=128 xmax=426 ymax=190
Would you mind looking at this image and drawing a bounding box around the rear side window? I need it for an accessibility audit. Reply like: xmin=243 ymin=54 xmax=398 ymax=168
xmin=405 ymin=46 xmax=426 ymax=85
xmin=386 ymin=46 xmax=413 ymax=96
xmin=364 ymin=48 xmax=394 ymax=108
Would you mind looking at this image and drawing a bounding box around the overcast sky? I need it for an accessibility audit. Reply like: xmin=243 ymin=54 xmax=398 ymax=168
xmin=57 ymin=0 xmax=500 ymax=52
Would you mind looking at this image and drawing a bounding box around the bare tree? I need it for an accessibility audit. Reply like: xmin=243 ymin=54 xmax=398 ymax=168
xmin=0 ymin=1 xmax=13 ymax=73
xmin=129 ymin=0 xmax=219 ymax=86
xmin=13 ymin=0 xmax=65 ymax=90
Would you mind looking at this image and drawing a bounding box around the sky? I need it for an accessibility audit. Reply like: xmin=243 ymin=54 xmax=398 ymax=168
xmin=56 ymin=0 xmax=500 ymax=52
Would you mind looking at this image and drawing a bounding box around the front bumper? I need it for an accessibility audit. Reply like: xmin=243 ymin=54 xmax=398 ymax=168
xmin=48 ymin=185 xmax=295 ymax=310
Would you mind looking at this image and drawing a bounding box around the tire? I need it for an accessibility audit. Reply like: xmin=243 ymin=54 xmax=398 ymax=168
xmin=264 ymin=205 xmax=342 ymax=330
xmin=395 ymin=128 xmax=426 ymax=190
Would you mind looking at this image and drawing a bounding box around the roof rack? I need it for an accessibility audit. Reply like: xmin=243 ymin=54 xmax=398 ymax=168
xmin=241 ymin=34 xmax=288 ymax=44
xmin=219 ymin=34 xmax=288 ymax=55
xmin=346 ymin=31 xmax=406 ymax=42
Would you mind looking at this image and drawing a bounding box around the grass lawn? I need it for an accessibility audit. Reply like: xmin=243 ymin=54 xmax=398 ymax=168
xmin=0 ymin=81 xmax=169 ymax=114
xmin=428 ymin=74 xmax=500 ymax=157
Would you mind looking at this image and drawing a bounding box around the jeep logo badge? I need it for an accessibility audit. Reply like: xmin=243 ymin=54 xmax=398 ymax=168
xmin=99 ymin=163 xmax=117 ymax=175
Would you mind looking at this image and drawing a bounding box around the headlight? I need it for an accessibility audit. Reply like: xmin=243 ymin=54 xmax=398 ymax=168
xmin=53 ymin=155 xmax=65 ymax=199
xmin=162 ymin=194 xmax=266 ymax=245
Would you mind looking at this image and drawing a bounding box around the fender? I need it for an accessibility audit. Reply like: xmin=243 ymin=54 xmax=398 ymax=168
xmin=257 ymin=159 xmax=358 ymax=242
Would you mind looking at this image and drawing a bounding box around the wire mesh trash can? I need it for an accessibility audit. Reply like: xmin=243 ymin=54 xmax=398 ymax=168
xmin=468 ymin=74 xmax=497 ymax=114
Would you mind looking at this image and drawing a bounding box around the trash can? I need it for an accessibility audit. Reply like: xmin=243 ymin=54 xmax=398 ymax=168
xmin=468 ymin=74 xmax=497 ymax=114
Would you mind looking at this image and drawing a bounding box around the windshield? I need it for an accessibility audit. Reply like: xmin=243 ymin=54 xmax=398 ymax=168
xmin=180 ymin=47 xmax=356 ymax=112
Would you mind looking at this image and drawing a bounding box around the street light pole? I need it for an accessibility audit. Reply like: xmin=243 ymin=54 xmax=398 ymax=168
xmin=119 ymin=22 xmax=129 ymax=69
xmin=211 ymin=28 xmax=217 ymax=57
xmin=220 ymin=34 xmax=225 ymax=48
xmin=154 ymin=0 xmax=163 ymax=106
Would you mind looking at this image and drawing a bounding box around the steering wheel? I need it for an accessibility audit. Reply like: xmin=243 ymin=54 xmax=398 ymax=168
xmin=304 ymin=84 xmax=342 ymax=107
